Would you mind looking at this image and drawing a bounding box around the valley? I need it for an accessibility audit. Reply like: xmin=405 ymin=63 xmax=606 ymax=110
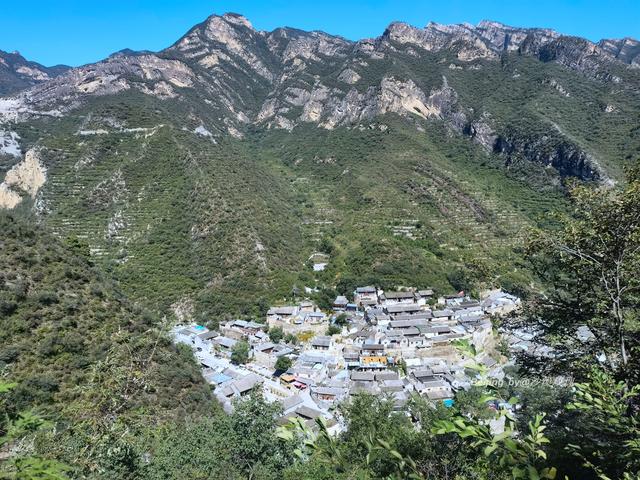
xmin=0 ymin=10 xmax=639 ymax=480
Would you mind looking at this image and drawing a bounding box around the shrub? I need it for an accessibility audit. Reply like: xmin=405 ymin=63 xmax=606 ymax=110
xmin=275 ymin=356 xmax=292 ymax=372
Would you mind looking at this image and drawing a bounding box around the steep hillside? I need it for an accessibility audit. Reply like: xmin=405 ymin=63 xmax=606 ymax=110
xmin=1 ymin=13 xmax=639 ymax=318
xmin=0 ymin=213 xmax=211 ymax=415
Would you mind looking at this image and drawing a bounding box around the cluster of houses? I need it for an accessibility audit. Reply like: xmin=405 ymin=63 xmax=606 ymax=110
xmin=173 ymin=287 xmax=520 ymax=433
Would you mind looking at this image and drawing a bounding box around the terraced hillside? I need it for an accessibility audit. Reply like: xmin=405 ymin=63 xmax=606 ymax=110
xmin=6 ymin=104 xmax=564 ymax=319
xmin=1 ymin=13 xmax=639 ymax=319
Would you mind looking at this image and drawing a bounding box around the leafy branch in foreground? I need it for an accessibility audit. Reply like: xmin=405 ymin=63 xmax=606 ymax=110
xmin=522 ymin=167 xmax=640 ymax=379
xmin=565 ymin=369 xmax=640 ymax=480
xmin=277 ymin=417 xmax=341 ymax=468
xmin=277 ymin=416 xmax=424 ymax=479
xmin=0 ymin=381 xmax=70 ymax=480
xmin=434 ymin=412 xmax=556 ymax=480
xmin=433 ymin=340 xmax=557 ymax=480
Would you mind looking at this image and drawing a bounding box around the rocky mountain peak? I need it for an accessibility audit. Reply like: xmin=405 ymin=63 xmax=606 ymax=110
xmin=382 ymin=21 xmax=427 ymax=44
xmin=171 ymin=12 xmax=262 ymax=56
xmin=475 ymin=19 xmax=558 ymax=37
xmin=378 ymin=18 xmax=640 ymax=73
xmin=424 ymin=21 xmax=471 ymax=35
xmin=220 ymin=12 xmax=255 ymax=30
xmin=476 ymin=19 xmax=506 ymax=30
xmin=202 ymin=13 xmax=258 ymax=44
xmin=0 ymin=10 xmax=638 ymax=322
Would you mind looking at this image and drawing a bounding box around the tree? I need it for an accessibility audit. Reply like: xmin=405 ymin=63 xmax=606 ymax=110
xmin=255 ymin=297 xmax=270 ymax=318
xmin=231 ymin=340 xmax=250 ymax=365
xmin=334 ymin=313 xmax=349 ymax=327
xmin=447 ymin=258 xmax=498 ymax=294
xmin=314 ymin=288 xmax=337 ymax=311
xmin=433 ymin=341 xmax=558 ymax=480
xmin=326 ymin=325 xmax=341 ymax=336
xmin=318 ymin=237 xmax=334 ymax=255
xmin=63 ymin=235 xmax=91 ymax=262
xmin=144 ymin=393 xmax=292 ymax=479
xmin=446 ymin=267 xmax=474 ymax=293
xmin=269 ymin=326 xmax=284 ymax=344
xmin=284 ymin=333 xmax=298 ymax=345
xmin=228 ymin=392 xmax=292 ymax=475
xmin=521 ymin=168 xmax=640 ymax=379
xmin=0 ymin=381 xmax=70 ymax=479
xmin=142 ymin=416 xmax=240 ymax=479
xmin=275 ymin=356 xmax=292 ymax=372
xmin=278 ymin=393 xmax=487 ymax=479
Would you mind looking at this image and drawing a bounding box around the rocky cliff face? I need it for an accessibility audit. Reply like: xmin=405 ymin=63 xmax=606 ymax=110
xmin=493 ymin=134 xmax=601 ymax=181
xmin=0 ymin=148 xmax=46 ymax=209
xmin=2 ymin=53 xmax=194 ymax=117
xmin=379 ymin=18 xmax=639 ymax=75
xmin=597 ymin=37 xmax=640 ymax=67
xmin=2 ymin=15 xmax=637 ymax=114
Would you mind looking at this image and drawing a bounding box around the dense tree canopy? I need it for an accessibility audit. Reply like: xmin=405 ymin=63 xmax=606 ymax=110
xmin=231 ymin=340 xmax=250 ymax=365
xmin=517 ymin=168 xmax=640 ymax=382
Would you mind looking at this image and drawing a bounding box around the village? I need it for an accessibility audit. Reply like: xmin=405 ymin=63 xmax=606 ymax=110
xmin=173 ymin=286 xmax=521 ymax=434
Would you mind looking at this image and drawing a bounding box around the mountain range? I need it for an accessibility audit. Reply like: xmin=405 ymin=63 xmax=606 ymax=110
xmin=1 ymin=13 xmax=639 ymax=320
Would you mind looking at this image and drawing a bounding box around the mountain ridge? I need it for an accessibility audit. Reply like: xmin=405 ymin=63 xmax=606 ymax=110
xmin=2 ymin=13 xmax=639 ymax=103
xmin=1 ymin=13 xmax=637 ymax=181
xmin=7 ymin=14 xmax=640 ymax=71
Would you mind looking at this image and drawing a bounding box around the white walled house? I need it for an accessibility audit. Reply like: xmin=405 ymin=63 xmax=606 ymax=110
xmin=354 ymin=286 xmax=378 ymax=306
xmin=380 ymin=291 xmax=416 ymax=306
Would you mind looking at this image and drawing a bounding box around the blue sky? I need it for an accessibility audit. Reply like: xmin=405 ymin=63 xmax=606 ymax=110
xmin=2 ymin=0 xmax=639 ymax=67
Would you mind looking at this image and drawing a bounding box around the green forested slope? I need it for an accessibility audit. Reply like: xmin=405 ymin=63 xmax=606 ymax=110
xmin=0 ymin=15 xmax=639 ymax=478
xmin=0 ymin=212 xmax=212 ymax=420
xmin=2 ymin=17 xmax=639 ymax=321
xmin=7 ymin=94 xmax=573 ymax=320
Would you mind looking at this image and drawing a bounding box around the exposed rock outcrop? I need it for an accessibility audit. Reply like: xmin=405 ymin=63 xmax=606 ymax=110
xmin=337 ymin=68 xmax=361 ymax=84
xmin=0 ymin=149 xmax=46 ymax=209
xmin=597 ymin=37 xmax=640 ymax=67
xmin=0 ymin=130 xmax=21 ymax=157
xmin=464 ymin=115 xmax=497 ymax=151
xmin=493 ymin=134 xmax=600 ymax=180
xmin=257 ymin=75 xmax=466 ymax=132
